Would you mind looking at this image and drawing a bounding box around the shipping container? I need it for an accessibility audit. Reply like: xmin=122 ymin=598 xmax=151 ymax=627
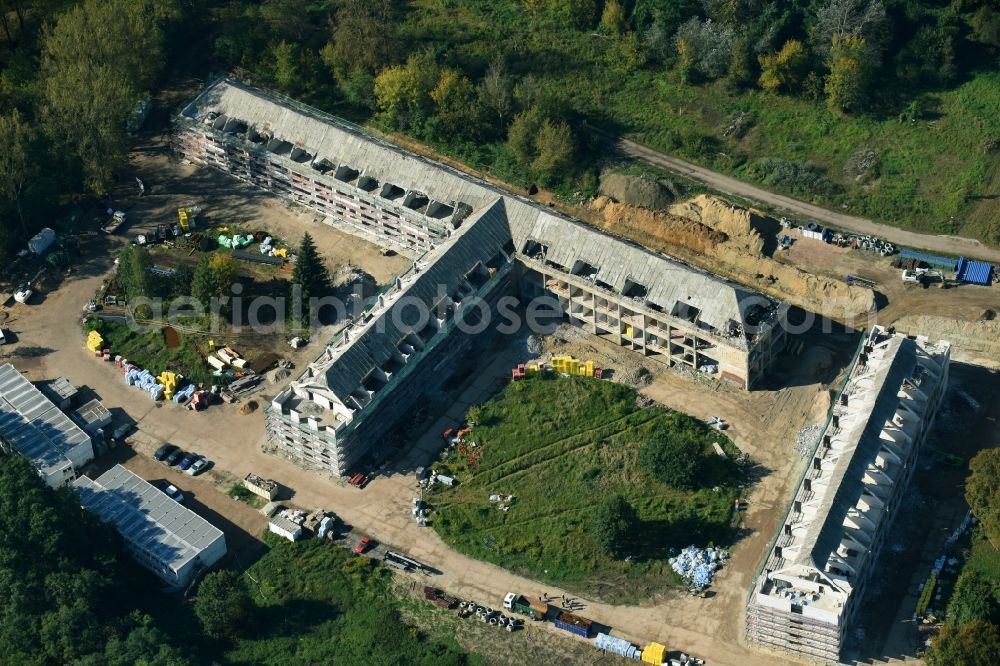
xmin=553 ymin=610 xmax=592 ymax=638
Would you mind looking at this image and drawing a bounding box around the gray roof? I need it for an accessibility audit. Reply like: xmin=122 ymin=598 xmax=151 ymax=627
xmin=0 ymin=363 xmax=92 ymax=480
xmin=180 ymin=79 xmax=771 ymax=335
xmin=300 ymin=198 xmax=512 ymax=402
xmin=74 ymin=465 xmax=225 ymax=575
xmin=798 ymin=335 xmax=946 ymax=570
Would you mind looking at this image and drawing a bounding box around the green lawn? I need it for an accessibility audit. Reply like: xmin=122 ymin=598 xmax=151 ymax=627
xmin=400 ymin=1 xmax=1000 ymax=242
xmin=224 ymin=539 xmax=476 ymax=666
xmin=429 ymin=375 xmax=743 ymax=603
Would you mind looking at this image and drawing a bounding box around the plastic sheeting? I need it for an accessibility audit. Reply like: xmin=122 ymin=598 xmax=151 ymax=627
xmin=669 ymin=545 xmax=729 ymax=589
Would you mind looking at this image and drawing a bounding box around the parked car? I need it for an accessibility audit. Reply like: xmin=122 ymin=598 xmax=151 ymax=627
xmin=111 ymin=423 xmax=133 ymax=443
xmin=353 ymin=537 xmax=372 ymax=554
xmin=164 ymin=448 xmax=185 ymax=466
xmin=162 ymin=483 xmax=185 ymax=503
xmin=187 ymin=457 xmax=209 ymax=476
xmin=0 ymin=328 xmax=6 ymax=345
xmin=153 ymin=443 xmax=178 ymax=461
xmin=177 ymin=452 xmax=200 ymax=471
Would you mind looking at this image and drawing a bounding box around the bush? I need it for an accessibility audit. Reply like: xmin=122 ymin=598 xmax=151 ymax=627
xmin=591 ymin=494 xmax=639 ymax=557
xmin=743 ymin=158 xmax=840 ymax=198
xmin=638 ymin=416 xmax=708 ymax=489
xmin=194 ymin=570 xmax=254 ymax=639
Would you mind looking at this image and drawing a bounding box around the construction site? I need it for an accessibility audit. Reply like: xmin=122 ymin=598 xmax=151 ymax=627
xmin=2 ymin=75 xmax=999 ymax=666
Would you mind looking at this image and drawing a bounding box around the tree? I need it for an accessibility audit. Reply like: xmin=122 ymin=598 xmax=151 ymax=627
xmin=194 ymin=570 xmax=254 ymax=639
xmin=825 ymin=35 xmax=870 ymax=114
xmin=532 ymin=119 xmax=576 ymax=182
xmin=271 ymin=40 xmax=302 ymax=92
xmin=674 ymin=17 xmax=735 ymax=81
xmin=117 ymin=246 xmax=154 ymax=299
xmin=325 ymin=0 xmax=400 ymax=83
xmin=601 ymin=0 xmax=627 ymax=35
xmin=41 ymin=0 xmax=178 ymax=193
xmin=948 ymin=570 xmax=1000 ymax=629
xmin=507 ymin=106 xmax=547 ymax=166
xmin=292 ymin=232 xmax=332 ymax=316
xmin=0 ymin=110 xmax=34 ymax=235
xmin=810 ymin=0 xmax=886 ymax=61
xmin=758 ymin=40 xmax=808 ymax=93
xmin=373 ymin=51 xmax=440 ymax=130
xmin=591 ymin=494 xmax=639 ymax=557
xmin=192 ymin=253 xmax=237 ymax=304
xmin=927 ymin=620 xmax=1000 ymax=666
xmin=480 ymin=57 xmax=513 ymax=129
xmin=430 ymin=69 xmax=480 ymax=140
xmin=966 ymin=448 xmax=1000 ymax=549
xmin=639 ymin=418 xmax=707 ymax=489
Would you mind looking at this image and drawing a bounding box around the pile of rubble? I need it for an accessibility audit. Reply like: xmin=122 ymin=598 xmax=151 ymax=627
xmin=794 ymin=423 xmax=822 ymax=458
xmin=669 ymin=545 xmax=730 ymax=589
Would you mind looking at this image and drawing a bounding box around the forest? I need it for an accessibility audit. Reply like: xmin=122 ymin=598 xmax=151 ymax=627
xmin=2 ymin=0 xmax=1000 ymax=261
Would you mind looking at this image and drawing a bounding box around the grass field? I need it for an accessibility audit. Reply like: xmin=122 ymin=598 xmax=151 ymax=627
xmin=429 ymin=375 xmax=744 ymax=603
xmin=401 ymin=1 xmax=1000 ymax=243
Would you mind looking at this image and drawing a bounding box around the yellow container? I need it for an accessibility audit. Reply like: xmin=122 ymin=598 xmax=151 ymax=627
xmin=641 ymin=642 xmax=667 ymax=665
xmin=86 ymin=331 xmax=104 ymax=353
xmin=584 ymin=360 xmax=594 ymax=377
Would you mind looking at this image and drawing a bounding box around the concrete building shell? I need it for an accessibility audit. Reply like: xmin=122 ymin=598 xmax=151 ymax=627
xmin=173 ymin=79 xmax=790 ymax=478
xmin=746 ymin=326 xmax=951 ymax=662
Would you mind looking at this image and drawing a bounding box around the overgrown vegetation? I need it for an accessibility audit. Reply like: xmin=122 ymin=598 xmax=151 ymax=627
xmin=429 ymin=375 xmax=745 ymax=602
xmin=190 ymin=0 xmax=1000 ymax=241
xmin=0 ymin=454 xmax=476 ymax=664
xmin=3 ymin=0 xmax=1000 ymax=264
xmin=926 ymin=448 xmax=1000 ymax=665
xmin=216 ymin=540 xmax=473 ymax=665
xmin=0 ymin=455 xmax=192 ymax=664
xmin=86 ymin=318 xmax=215 ymax=385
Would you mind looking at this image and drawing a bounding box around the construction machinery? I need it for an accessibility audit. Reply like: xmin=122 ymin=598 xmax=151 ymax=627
xmin=502 ymin=593 xmax=548 ymax=620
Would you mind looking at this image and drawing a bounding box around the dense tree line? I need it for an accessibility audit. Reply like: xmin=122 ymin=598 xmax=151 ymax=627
xmin=0 ymin=455 xmax=191 ymax=664
xmin=925 ymin=448 xmax=1000 ymax=665
xmin=3 ymin=0 xmax=998 ymax=260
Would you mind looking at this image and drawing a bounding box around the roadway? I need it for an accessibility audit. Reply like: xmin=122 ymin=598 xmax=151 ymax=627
xmin=599 ymin=130 xmax=1000 ymax=264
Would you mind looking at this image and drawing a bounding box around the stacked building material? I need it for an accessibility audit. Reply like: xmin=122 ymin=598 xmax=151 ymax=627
xmin=669 ymin=545 xmax=729 ymax=589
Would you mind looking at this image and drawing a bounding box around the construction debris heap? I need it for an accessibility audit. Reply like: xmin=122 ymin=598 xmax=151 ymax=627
xmin=172 ymin=79 xmax=790 ymax=478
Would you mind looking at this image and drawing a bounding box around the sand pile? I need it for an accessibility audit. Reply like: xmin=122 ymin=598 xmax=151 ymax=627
xmin=590 ymin=195 xmax=726 ymax=256
xmin=590 ymin=194 xmax=875 ymax=320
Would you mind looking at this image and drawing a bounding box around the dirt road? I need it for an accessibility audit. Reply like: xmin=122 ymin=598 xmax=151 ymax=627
xmin=607 ymin=133 xmax=1000 ymax=264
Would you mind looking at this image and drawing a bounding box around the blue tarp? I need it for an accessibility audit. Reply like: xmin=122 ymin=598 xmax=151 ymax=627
xmin=956 ymin=257 xmax=994 ymax=285
xmin=898 ymin=249 xmax=958 ymax=271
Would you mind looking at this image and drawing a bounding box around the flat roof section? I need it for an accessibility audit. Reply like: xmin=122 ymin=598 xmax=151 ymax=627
xmin=74 ymin=465 xmax=226 ymax=579
xmin=0 ymin=363 xmax=93 ymax=482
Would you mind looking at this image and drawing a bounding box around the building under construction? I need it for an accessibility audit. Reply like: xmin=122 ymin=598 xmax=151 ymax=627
xmin=173 ymin=79 xmax=789 ymax=477
xmin=746 ymin=326 xmax=951 ymax=662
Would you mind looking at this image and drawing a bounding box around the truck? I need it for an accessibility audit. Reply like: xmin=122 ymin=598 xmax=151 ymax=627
xmin=503 ymin=593 xmax=549 ymax=620
xmin=552 ymin=610 xmax=593 ymax=638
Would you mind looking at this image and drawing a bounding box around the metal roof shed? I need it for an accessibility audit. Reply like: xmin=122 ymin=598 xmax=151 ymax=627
xmin=71 ymin=398 xmax=113 ymax=434
xmin=74 ymin=465 xmax=227 ymax=588
xmin=0 ymin=364 xmax=94 ymax=487
xmin=956 ymin=257 xmax=994 ymax=286
xmin=42 ymin=377 xmax=78 ymax=410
